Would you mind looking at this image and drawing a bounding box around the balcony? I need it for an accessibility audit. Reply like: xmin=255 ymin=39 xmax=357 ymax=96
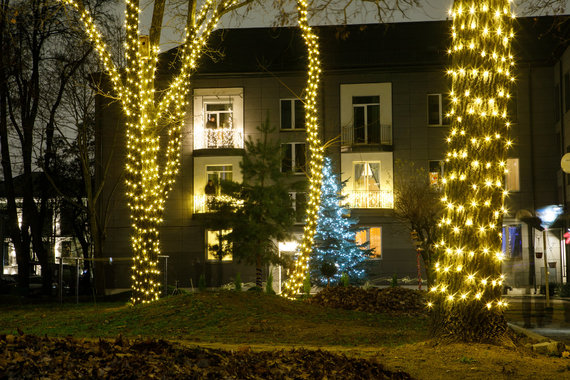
xmin=193 ymin=194 xmax=243 ymax=214
xmin=344 ymin=190 xmax=393 ymax=209
xmin=341 ymin=124 xmax=392 ymax=150
xmin=194 ymin=127 xmax=244 ymax=150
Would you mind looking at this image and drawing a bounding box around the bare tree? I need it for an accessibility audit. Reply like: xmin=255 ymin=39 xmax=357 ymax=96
xmin=0 ymin=0 xmax=115 ymax=293
xmin=393 ymin=160 xmax=441 ymax=287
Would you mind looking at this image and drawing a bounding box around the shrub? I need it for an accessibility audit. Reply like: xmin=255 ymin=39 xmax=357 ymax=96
xmin=198 ymin=274 xmax=206 ymax=292
xmin=340 ymin=272 xmax=349 ymax=287
xmin=391 ymin=274 xmax=398 ymax=287
xmin=560 ymin=282 xmax=570 ymax=298
xmin=303 ymin=276 xmax=311 ymax=297
xmin=265 ymin=273 xmax=275 ymax=295
xmin=234 ymin=273 xmax=242 ymax=292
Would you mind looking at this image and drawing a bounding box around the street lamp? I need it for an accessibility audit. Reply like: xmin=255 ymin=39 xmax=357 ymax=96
xmin=536 ymin=205 xmax=564 ymax=307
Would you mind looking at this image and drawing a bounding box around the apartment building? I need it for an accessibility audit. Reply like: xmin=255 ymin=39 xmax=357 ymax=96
xmin=95 ymin=17 xmax=569 ymax=292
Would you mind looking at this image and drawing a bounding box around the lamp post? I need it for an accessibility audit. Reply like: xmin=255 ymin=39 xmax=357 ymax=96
xmin=536 ymin=205 xmax=564 ymax=307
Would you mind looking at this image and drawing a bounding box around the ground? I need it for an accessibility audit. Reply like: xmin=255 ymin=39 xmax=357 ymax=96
xmin=1 ymin=290 xmax=569 ymax=379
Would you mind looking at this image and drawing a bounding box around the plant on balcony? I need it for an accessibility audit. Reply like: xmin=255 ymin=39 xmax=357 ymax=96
xmin=310 ymin=157 xmax=371 ymax=286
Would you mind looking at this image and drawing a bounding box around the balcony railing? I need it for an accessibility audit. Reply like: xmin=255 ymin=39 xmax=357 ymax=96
xmin=193 ymin=194 xmax=243 ymax=213
xmin=341 ymin=124 xmax=392 ymax=147
xmin=194 ymin=127 xmax=244 ymax=150
xmin=344 ymin=190 xmax=393 ymax=209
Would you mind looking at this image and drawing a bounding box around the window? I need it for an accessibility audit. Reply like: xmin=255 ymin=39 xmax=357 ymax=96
xmin=355 ymin=227 xmax=382 ymax=258
xmin=565 ymin=72 xmax=570 ymax=113
xmin=354 ymin=161 xmax=380 ymax=192
xmin=429 ymin=160 xmax=444 ymax=186
xmin=281 ymin=99 xmax=305 ymax=130
xmin=352 ymin=96 xmax=380 ymax=144
xmin=206 ymin=165 xmax=232 ymax=194
xmin=502 ymin=225 xmax=522 ymax=259
xmin=427 ymin=94 xmax=449 ymax=126
xmin=205 ymin=103 xmax=233 ymax=129
xmin=281 ymin=143 xmax=305 ymax=173
xmin=289 ymin=192 xmax=307 ymax=223
xmin=206 ymin=229 xmax=232 ymax=261
xmin=505 ymin=158 xmax=520 ymax=192
xmin=193 ymin=88 xmax=243 ymax=149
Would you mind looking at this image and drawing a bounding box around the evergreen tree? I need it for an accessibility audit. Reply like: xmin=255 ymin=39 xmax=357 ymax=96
xmin=215 ymin=118 xmax=294 ymax=288
xmin=310 ymin=157 xmax=371 ymax=286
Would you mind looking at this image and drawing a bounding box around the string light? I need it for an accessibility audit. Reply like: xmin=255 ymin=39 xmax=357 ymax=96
xmin=281 ymin=0 xmax=324 ymax=298
xmin=60 ymin=0 xmax=241 ymax=304
xmin=429 ymin=0 xmax=514 ymax=316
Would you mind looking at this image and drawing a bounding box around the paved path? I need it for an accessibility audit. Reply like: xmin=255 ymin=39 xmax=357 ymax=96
xmin=504 ymin=295 xmax=570 ymax=345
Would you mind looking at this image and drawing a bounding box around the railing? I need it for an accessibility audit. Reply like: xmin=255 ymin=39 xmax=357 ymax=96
xmin=344 ymin=190 xmax=393 ymax=209
xmin=193 ymin=194 xmax=243 ymax=213
xmin=341 ymin=124 xmax=392 ymax=147
xmin=194 ymin=127 xmax=244 ymax=150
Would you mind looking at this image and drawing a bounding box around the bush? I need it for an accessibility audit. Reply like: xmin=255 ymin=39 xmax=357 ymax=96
xmin=391 ymin=274 xmax=398 ymax=287
xmin=303 ymin=276 xmax=311 ymax=297
xmin=198 ymin=274 xmax=206 ymax=292
xmin=539 ymin=282 xmax=557 ymax=297
xmin=234 ymin=273 xmax=242 ymax=292
xmin=560 ymin=283 xmax=570 ymax=298
xmin=340 ymin=272 xmax=349 ymax=287
xmin=265 ymin=273 xmax=275 ymax=295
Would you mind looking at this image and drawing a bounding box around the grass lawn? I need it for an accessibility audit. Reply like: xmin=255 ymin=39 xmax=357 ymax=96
xmin=1 ymin=291 xmax=570 ymax=379
xmin=0 ymin=291 xmax=428 ymax=347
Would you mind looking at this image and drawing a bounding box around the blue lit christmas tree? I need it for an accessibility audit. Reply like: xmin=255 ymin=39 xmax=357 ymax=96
xmin=310 ymin=157 xmax=371 ymax=286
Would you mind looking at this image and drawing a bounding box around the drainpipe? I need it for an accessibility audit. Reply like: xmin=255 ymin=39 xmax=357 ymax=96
xmin=559 ymin=61 xmax=568 ymax=284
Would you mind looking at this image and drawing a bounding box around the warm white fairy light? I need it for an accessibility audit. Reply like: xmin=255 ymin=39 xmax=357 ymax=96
xmin=60 ymin=0 xmax=242 ymax=304
xmin=281 ymin=0 xmax=324 ymax=299
xmin=429 ymin=0 xmax=514 ymax=313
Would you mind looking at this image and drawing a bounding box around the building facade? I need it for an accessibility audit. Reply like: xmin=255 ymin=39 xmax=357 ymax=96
xmin=95 ymin=17 xmax=570 ymax=293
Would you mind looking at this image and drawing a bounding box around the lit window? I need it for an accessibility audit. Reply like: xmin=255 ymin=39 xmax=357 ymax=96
xmin=355 ymin=227 xmax=382 ymax=258
xmin=354 ymin=161 xmax=380 ymax=192
xmin=502 ymin=225 xmax=522 ymax=259
xmin=427 ymin=94 xmax=449 ymax=126
xmin=206 ymin=229 xmax=232 ymax=261
xmin=281 ymin=99 xmax=305 ymax=130
xmin=206 ymin=165 xmax=232 ymax=195
xmin=429 ymin=160 xmax=444 ymax=186
xmin=281 ymin=143 xmax=305 ymax=173
xmin=353 ymin=96 xmax=380 ymax=144
xmin=205 ymin=103 xmax=232 ymax=129
xmin=505 ymin=158 xmax=519 ymax=192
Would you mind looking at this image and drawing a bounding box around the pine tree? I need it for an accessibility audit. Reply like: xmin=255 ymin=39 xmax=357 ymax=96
xmin=310 ymin=157 xmax=371 ymax=286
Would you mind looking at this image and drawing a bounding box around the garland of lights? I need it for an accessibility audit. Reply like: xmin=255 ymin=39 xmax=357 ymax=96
xmin=60 ymin=0 xmax=240 ymax=304
xmin=428 ymin=0 xmax=515 ymax=316
xmin=281 ymin=0 xmax=324 ymax=298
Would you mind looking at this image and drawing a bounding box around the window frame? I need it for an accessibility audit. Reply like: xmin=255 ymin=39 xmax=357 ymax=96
xmin=353 ymin=161 xmax=381 ymax=192
xmin=352 ymin=95 xmax=381 ymax=144
xmin=204 ymin=101 xmax=233 ymax=129
xmin=281 ymin=142 xmax=306 ymax=174
xmin=355 ymin=226 xmax=382 ymax=259
xmin=427 ymin=93 xmax=448 ymax=126
xmin=280 ymin=99 xmax=305 ymax=130
xmin=206 ymin=229 xmax=233 ymax=262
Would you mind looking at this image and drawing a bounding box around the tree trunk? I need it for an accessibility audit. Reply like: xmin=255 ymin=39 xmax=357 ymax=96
xmin=256 ymin=254 xmax=262 ymax=288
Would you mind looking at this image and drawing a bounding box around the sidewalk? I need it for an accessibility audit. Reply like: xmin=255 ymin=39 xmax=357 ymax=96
xmin=504 ymin=294 xmax=570 ymax=344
